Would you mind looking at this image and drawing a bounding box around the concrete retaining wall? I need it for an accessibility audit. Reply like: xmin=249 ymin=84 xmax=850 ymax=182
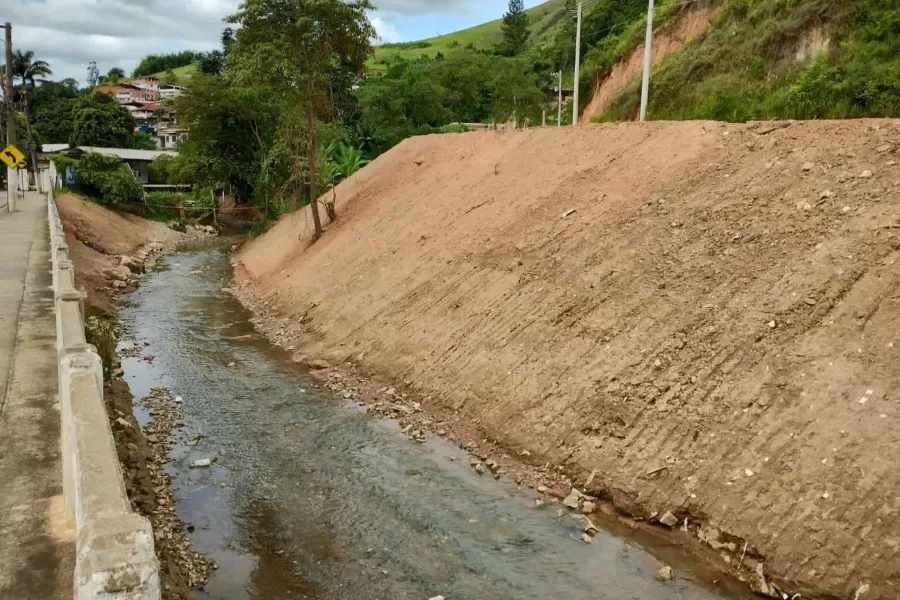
xmin=47 ymin=192 xmax=161 ymax=599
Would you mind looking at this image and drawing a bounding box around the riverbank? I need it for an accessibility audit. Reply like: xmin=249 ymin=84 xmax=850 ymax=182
xmin=234 ymin=121 xmax=900 ymax=599
xmin=124 ymin=243 xmax=744 ymax=600
xmin=58 ymin=193 xmax=215 ymax=599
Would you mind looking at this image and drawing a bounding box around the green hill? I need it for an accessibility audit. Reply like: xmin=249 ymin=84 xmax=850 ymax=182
xmin=149 ymin=64 xmax=198 ymax=85
xmin=370 ymin=0 xmax=569 ymax=72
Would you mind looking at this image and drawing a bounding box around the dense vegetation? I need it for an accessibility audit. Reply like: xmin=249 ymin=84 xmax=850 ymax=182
xmin=598 ymin=0 xmax=900 ymax=121
xmin=358 ymin=52 xmax=548 ymax=155
xmin=4 ymin=0 xmax=897 ymax=227
xmin=132 ymin=51 xmax=203 ymax=78
xmin=68 ymin=152 xmax=144 ymax=206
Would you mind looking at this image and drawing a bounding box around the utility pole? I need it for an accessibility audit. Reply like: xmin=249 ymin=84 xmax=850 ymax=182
xmin=557 ymin=70 xmax=563 ymax=127
xmin=639 ymin=0 xmax=655 ymax=122
xmin=572 ymin=2 xmax=582 ymax=127
xmin=3 ymin=22 xmax=16 ymax=211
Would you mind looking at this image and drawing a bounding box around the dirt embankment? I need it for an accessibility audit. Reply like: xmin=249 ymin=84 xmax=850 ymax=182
xmin=57 ymin=194 xmax=212 ymax=599
xmin=236 ymin=121 xmax=900 ymax=599
xmin=580 ymin=5 xmax=717 ymax=123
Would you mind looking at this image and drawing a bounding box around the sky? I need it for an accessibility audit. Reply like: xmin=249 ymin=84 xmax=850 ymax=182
xmin=3 ymin=0 xmax=547 ymax=84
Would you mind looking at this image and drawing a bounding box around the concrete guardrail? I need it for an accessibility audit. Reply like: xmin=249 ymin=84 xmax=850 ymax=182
xmin=47 ymin=192 xmax=161 ymax=599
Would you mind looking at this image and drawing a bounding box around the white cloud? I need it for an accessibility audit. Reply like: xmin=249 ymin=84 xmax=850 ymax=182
xmin=371 ymin=0 xmax=482 ymax=15
xmin=3 ymin=0 xmax=488 ymax=83
xmin=370 ymin=16 xmax=403 ymax=44
xmin=5 ymin=0 xmax=239 ymax=82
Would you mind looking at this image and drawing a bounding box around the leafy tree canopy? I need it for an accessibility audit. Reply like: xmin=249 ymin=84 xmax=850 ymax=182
xmin=70 ymin=93 xmax=137 ymax=148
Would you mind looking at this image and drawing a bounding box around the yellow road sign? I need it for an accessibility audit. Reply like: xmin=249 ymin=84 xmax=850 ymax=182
xmin=0 ymin=145 xmax=26 ymax=169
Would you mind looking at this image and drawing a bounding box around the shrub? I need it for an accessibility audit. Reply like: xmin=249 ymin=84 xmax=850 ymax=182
xmin=85 ymin=316 xmax=117 ymax=382
xmin=76 ymin=153 xmax=143 ymax=206
xmin=145 ymin=191 xmax=183 ymax=219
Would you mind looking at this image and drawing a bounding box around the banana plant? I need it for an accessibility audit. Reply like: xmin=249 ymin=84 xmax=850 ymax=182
xmin=320 ymin=142 xmax=368 ymax=222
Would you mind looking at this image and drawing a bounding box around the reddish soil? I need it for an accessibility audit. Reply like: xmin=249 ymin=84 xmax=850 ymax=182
xmin=56 ymin=193 xmax=186 ymax=316
xmin=236 ymin=120 xmax=900 ymax=599
xmin=580 ymin=5 xmax=717 ymax=123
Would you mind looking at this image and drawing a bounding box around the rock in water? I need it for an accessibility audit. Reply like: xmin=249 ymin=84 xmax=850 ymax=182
xmin=562 ymin=488 xmax=584 ymax=510
xmin=657 ymin=565 xmax=674 ymax=582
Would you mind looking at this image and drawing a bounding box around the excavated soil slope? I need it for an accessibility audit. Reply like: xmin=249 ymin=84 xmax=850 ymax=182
xmin=237 ymin=121 xmax=900 ymax=599
xmin=580 ymin=5 xmax=716 ymax=123
xmin=56 ymin=194 xmax=186 ymax=315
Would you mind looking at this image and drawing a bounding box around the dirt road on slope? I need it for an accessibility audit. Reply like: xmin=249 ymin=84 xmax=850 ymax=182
xmin=236 ymin=120 xmax=900 ymax=599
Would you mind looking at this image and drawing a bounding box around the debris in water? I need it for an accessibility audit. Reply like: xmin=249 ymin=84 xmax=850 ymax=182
xmin=191 ymin=458 xmax=212 ymax=468
xmin=658 ymin=565 xmax=674 ymax=582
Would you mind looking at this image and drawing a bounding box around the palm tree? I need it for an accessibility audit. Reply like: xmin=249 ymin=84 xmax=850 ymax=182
xmin=12 ymin=50 xmax=52 ymax=88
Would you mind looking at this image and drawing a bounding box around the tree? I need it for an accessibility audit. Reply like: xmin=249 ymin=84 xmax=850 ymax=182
xmin=175 ymin=75 xmax=278 ymax=202
xmin=11 ymin=50 xmax=52 ymax=88
xmin=103 ymin=67 xmax=126 ymax=83
xmin=163 ymin=69 xmax=177 ymax=85
xmin=198 ymin=51 xmax=226 ymax=76
xmin=70 ymin=93 xmax=137 ymax=147
xmin=86 ymin=61 xmax=100 ymax=88
xmin=227 ymin=0 xmax=375 ymax=241
xmin=29 ymin=80 xmax=80 ymax=144
xmin=133 ymin=131 xmax=158 ymax=150
xmin=501 ymin=0 xmax=530 ymax=56
xmin=132 ymin=51 xmax=202 ymax=78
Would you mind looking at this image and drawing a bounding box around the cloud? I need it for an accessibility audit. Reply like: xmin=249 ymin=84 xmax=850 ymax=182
xmin=370 ymin=15 xmax=403 ymax=44
xmin=3 ymin=0 xmax=490 ymax=82
xmin=5 ymin=0 xmax=239 ymax=82
xmin=371 ymin=0 xmax=482 ymax=15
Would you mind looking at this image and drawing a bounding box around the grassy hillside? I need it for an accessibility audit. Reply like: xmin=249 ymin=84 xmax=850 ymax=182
xmin=370 ymin=0 xmax=569 ymax=72
xmin=149 ymin=63 xmax=198 ymax=85
xmin=598 ymin=0 xmax=899 ymax=121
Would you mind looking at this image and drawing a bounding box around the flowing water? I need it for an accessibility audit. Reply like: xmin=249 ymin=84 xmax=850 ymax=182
xmin=118 ymin=241 xmax=750 ymax=600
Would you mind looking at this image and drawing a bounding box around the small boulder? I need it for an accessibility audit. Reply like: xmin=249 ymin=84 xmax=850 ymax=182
xmin=107 ymin=265 xmax=133 ymax=282
xmin=572 ymin=514 xmax=598 ymax=534
xmin=119 ymin=255 xmax=144 ymax=274
xmin=562 ymin=488 xmax=584 ymax=510
xmin=657 ymin=565 xmax=674 ymax=582
xmin=658 ymin=511 xmax=679 ymax=528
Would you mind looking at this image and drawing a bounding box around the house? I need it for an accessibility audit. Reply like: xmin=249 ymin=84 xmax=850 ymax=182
xmin=43 ymin=145 xmax=178 ymax=186
xmin=123 ymin=101 xmax=156 ymax=123
xmin=159 ymin=84 xmax=186 ymax=100
xmin=132 ymin=77 xmax=160 ymax=94
xmin=157 ymin=128 xmax=188 ymax=150
xmin=96 ymin=82 xmax=159 ymax=104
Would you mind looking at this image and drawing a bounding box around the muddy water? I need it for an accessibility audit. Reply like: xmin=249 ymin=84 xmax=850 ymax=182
xmin=119 ymin=242 xmax=748 ymax=600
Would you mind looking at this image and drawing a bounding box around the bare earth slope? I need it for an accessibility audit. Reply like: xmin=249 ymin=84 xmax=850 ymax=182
xmin=237 ymin=121 xmax=900 ymax=599
xmin=56 ymin=194 xmax=191 ymax=315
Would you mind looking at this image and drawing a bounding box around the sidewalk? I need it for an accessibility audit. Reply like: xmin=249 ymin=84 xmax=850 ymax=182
xmin=0 ymin=191 xmax=74 ymax=599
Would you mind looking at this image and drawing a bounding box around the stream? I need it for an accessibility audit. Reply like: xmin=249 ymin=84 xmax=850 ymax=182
xmin=118 ymin=240 xmax=749 ymax=600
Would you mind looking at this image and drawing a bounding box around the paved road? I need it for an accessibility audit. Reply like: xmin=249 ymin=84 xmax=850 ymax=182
xmin=0 ymin=191 xmax=73 ymax=599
